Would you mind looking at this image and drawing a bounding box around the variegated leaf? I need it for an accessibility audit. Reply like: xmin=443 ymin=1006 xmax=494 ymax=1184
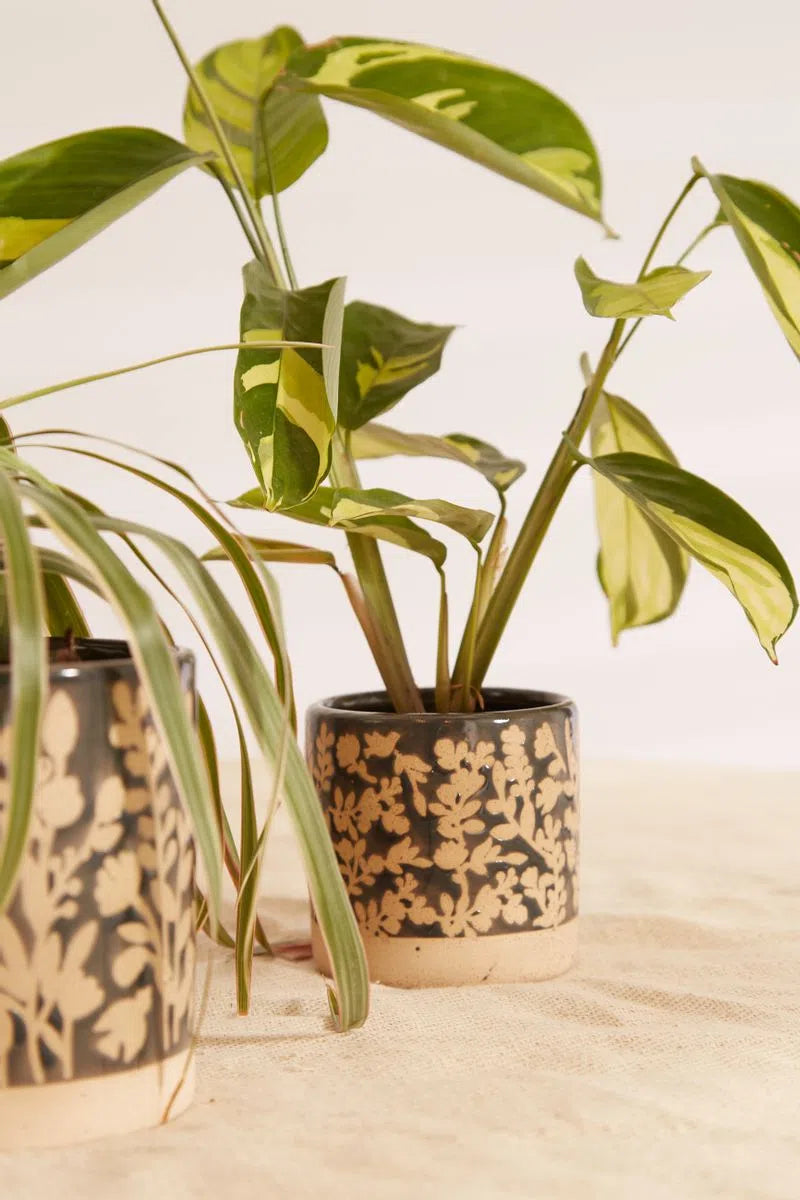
xmin=587 ymin=451 xmax=797 ymax=662
xmin=328 ymin=486 xmax=492 ymax=545
xmin=694 ymin=162 xmax=800 ymax=359
xmin=575 ymin=257 xmax=709 ymax=319
xmin=590 ymin=392 xmax=688 ymax=643
xmin=202 ymin=537 xmax=337 ymax=567
xmin=339 ymin=302 xmax=453 ymax=429
xmin=183 ymin=27 xmax=327 ymax=197
xmin=0 ymin=128 xmax=211 ymax=299
xmin=234 ymin=261 xmax=345 ymax=509
xmin=281 ymin=38 xmax=605 ymax=223
xmin=350 ymin=422 xmax=525 ymax=492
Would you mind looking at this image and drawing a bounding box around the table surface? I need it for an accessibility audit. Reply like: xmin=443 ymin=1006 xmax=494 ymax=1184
xmin=2 ymin=760 xmax=799 ymax=1200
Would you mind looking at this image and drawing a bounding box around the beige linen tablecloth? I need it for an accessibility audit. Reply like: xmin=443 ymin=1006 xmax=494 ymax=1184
xmin=2 ymin=761 xmax=799 ymax=1199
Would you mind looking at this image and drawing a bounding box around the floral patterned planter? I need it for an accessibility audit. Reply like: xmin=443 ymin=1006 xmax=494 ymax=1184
xmin=307 ymin=688 xmax=579 ymax=987
xmin=0 ymin=640 xmax=196 ymax=1148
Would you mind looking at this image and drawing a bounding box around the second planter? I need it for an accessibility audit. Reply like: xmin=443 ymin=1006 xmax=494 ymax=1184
xmin=308 ymin=688 xmax=579 ymax=988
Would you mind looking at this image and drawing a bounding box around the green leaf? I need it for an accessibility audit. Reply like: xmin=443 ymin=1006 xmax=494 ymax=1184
xmin=203 ymin=537 xmax=337 ymax=567
xmin=575 ymin=257 xmax=710 ymax=319
xmin=590 ymin=393 xmax=688 ymax=643
xmin=42 ymin=572 xmax=91 ymax=638
xmin=183 ymin=27 xmax=328 ymax=198
xmin=330 ymin=486 xmax=492 ymax=545
xmin=232 ymin=485 xmax=447 ymax=567
xmin=282 ymin=38 xmax=605 ymax=223
xmin=338 ymin=302 xmax=453 ymax=429
xmin=350 ymin=422 xmax=525 ymax=492
xmin=694 ymin=162 xmax=800 ymax=359
xmin=235 ymin=262 xmax=345 ymax=509
xmin=0 ymin=128 xmax=211 ymax=299
xmin=586 ymin=451 xmax=797 ymax=662
xmin=0 ymin=471 xmax=46 ymax=913
xmin=7 ymin=468 xmax=223 ymax=917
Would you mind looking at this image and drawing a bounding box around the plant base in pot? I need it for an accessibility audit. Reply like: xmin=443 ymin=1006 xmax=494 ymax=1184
xmin=307 ymin=689 xmax=579 ymax=988
xmin=0 ymin=640 xmax=197 ymax=1148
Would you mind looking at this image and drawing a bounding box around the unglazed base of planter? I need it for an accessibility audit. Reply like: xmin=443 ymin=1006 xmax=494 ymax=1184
xmin=312 ymin=918 xmax=578 ymax=988
xmin=0 ymin=1050 xmax=195 ymax=1149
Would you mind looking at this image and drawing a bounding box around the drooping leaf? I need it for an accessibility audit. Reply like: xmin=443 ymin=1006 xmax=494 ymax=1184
xmin=281 ymin=38 xmax=605 ymax=223
xmin=338 ymin=302 xmax=453 ymax=428
xmin=0 ymin=470 xmax=46 ymax=913
xmin=235 ymin=261 xmax=345 ymax=509
xmin=232 ymin=485 xmax=447 ymax=567
xmin=590 ymin=393 xmax=688 ymax=643
xmin=330 ymin=486 xmax=492 ymax=545
xmin=575 ymin=257 xmax=710 ymax=319
xmin=586 ymin=451 xmax=797 ymax=662
xmin=203 ymin=537 xmax=337 ymax=567
xmin=183 ymin=27 xmax=328 ymax=198
xmin=0 ymin=128 xmax=211 ymax=299
xmin=694 ymin=162 xmax=800 ymax=359
xmin=350 ymin=422 xmax=525 ymax=492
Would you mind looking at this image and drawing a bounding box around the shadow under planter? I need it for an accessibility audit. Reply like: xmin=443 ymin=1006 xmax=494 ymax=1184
xmin=0 ymin=639 xmax=196 ymax=1148
xmin=307 ymin=688 xmax=579 ymax=988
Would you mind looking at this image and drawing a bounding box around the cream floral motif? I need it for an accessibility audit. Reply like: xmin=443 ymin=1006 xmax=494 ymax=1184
xmin=0 ymin=681 xmax=194 ymax=1088
xmin=311 ymin=717 xmax=578 ymax=941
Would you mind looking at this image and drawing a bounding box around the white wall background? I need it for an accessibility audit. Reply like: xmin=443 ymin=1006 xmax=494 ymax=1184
xmin=2 ymin=0 xmax=799 ymax=766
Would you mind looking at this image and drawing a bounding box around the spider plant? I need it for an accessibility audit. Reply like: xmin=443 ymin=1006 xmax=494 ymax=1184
xmin=0 ymin=5 xmax=798 ymax=883
xmin=0 ymin=412 xmax=368 ymax=1028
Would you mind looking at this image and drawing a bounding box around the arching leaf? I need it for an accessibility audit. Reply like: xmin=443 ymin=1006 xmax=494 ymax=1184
xmin=350 ymin=422 xmax=525 ymax=492
xmin=590 ymin=393 xmax=688 ymax=643
xmin=281 ymin=38 xmax=605 ymax=223
xmin=587 ymin=451 xmax=797 ymax=662
xmin=0 ymin=128 xmax=211 ymax=298
xmin=575 ymin=257 xmax=709 ymax=319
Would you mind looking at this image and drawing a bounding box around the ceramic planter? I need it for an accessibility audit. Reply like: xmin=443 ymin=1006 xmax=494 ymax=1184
xmin=307 ymin=688 xmax=579 ymax=988
xmin=0 ymin=640 xmax=197 ymax=1148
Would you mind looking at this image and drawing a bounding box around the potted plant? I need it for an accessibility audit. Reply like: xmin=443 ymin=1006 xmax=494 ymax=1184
xmin=2 ymin=6 xmax=797 ymax=991
xmin=0 ymin=419 xmax=367 ymax=1146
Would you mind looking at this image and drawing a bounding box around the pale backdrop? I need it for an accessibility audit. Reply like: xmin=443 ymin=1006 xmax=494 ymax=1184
xmin=2 ymin=0 xmax=799 ymax=766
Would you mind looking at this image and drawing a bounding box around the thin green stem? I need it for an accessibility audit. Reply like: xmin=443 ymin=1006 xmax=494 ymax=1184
xmin=149 ymin=0 xmax=285 ymax=286
xmin=451 ymin=497 xmax=506 ymax=687
xmin=208 ymin=163 xmax=264 ymax=261
xmin=434 ymin=572 xmax=450 ymax=713
xmin=0 ymin=342 xmax=322 ymax=412
xmin=261 ymin=112 xmax=298 ymax=290
xmin=469 ymin=174 xmax=702 ymax=687
xmin=452 ymin=552 xmax=484 ymax=714
xmin=330 ymin=434 xmax=423 ymax=713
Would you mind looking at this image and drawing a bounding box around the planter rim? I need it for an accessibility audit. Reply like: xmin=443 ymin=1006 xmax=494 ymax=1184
xmin=309 ymin=686 xmax=574 ymax=722
xmin=0 ymin=638 xmax=194 ymax=682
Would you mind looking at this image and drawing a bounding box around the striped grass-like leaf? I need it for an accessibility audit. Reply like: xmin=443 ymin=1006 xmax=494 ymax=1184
xmin=183 ymin=27 xmax=328 ymax=197
xmin=694 ymin=162 xmax=800 ymax=359
xmin=590 ymin=393 xmax=688 ymax=643
xmin=575 ymin=257 xmax=710 ymax=319
xmin=0 ymin=128 xmax=211 ymax=299
xmin=0 ymin=471 xmax=46 ymax=913
xmin=42 ymin=572 xmax=90 ymax=638
xmin=235 ymin=262 xmax=346 ymax=509
xmin=282 ymin=38 xmax=605 ymax=224
xmin=350 ymin=422 xmax=525 ymax=493
xmin=586 ymin=451 xmax=798 ymax=662
xmin=7 ymin=469 xmax=223 ymax=918
xmin=75 ymin=510 xmax=368 ymax=1030
xmin=339 ymin=301 xmax=454 ymax=429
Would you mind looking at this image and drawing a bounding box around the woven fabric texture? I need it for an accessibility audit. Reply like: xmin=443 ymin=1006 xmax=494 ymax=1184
xmin=2 ymin=760 xmax=798 ymax=1199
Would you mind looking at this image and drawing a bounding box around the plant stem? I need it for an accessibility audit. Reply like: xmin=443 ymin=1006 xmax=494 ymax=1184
xmin=434 ymin=572 xmax=450 ymax=713
xmin=149 ymin=0 xmax=285 ymax=286
xmin=468 ymin=174 xmax=702 ymax=687
xmin=208 ymin=164 xmax=264 ymax=261
xmin=261 ymin=113 xmax=299 ymax=290
xmin=452 ymin=552 xmax=484 ymax=713
xmin=0 ymin=342 xmax=321 ymax=412
xmin=330 ymin=435 xmax=423 ymax=712
xmin=451 ymin=500 xmax=506 ymax=689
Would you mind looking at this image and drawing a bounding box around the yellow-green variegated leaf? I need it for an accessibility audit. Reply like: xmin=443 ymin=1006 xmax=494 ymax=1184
xmin=695 ymin=163 xmax=800 ymax=359
xmin=183 ymin=27 xmax=328 ymax=198
xmin=202 ymin=537 xmax=337 ymax=567
xmin=281 ymin=38 xmax=605 ymax=224
xmin=339 ymin=302 xmax=453 ymax=429
xmin=328 ymin=486 xmax=492 ymax=545
xmin=590 ymin=393 xmax=688 ymax=643
xmin=588 ymin=452 xmax=798 ymax=662
xmin=235 ymin=261 xmax=345 ymax=509
xmin=350 ymin=422 xmax=525 ymax=492
xmin=575 ymin=257 xmax=709 ymax=320
xmin=0 ymin=128 xmax=211 ymax=299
